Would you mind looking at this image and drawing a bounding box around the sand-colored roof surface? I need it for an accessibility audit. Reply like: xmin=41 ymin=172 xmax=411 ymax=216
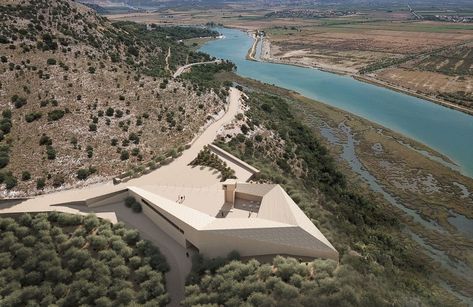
xmin=129 ymin=187 xmax=213 ymax=230
xmin=129 ymin=181 xmax=337 ymax=254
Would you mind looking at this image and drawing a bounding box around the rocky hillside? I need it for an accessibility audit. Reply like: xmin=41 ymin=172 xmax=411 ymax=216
xmin=0 ymin=0 xmax=229 ymax=196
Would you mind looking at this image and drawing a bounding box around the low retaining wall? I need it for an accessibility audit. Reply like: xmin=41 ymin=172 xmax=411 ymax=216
xmin=208 ymin=144 xmax=260 ymax=177
xmin=50 ymin=189 xmax=129 ymax=209
xmin=0 ymin=198 xmax=30 ymax=208
xmin=0 ymin=198 xmax=30 ymax=203
xmin=86 ymin=189 xmax=129 ymax=208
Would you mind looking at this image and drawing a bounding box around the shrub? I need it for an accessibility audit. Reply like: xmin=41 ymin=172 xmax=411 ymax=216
xmin=88 ymin=67 xmax=96 ymax=74
xmin=120 ymin=150 xmax=129 ymax=160
xmin=39 ymin=134 xmax=52 ymax=146
xmin=46 ymin=146 xmax=56 ymax=160
xmin=47 ymin=109 xmax=65 ymax=121
xmin=189 ymin=146 xmax=236 ymax=181
xmin=123 ymin=229 xmax=140 ymax=245
xmin=86 ymin=145 xmax=93 ymax=158
xmin=70 ymin=136 xmax=78 ymax=148
xmin=129 ymin=132 xmax=139 ymax=144
xmin=170 ymin=149 xmax=178 ymax=159
xmin=127 ymin=46 xmax=139 ymax=57
xmin=106 ymin=107 xmax=114 ymax=116
xmin=241 ymin=124 xmax=249 ymax=134
xmin=88 ymin=166 xmax=97 ymax=175
xmin=131 ymin=201 xmax=142 ymax=213
xmin=0 ymin=118 xmax=11 ymax=134
xmin=25 ymin=112 xmax=42 ymax=123
xmin=0 ymin=145 xmax=10 ymax=169
xmin=110 ymin=52 xmax=120 ymax=63
xmin=11 ymin=95 xmax=27 ymax=108
xmin=46 ymin=58 xmax=57 ymax=65
xmin=21 ymin=171 xmax=31 ymax=181
xmin=89 ymin=235 xmax=108 ymax=250
xmin=77 ymin=169 xmax=90 ymax=180
xmin=4 ymin=175 xmax=17 ymax=190
xmin=36 ymin=178 xmax=46 ymax=189
xmin=89 ymin=123 xmax=97 ymax=132
xmin=2 ymin=109 xmax=12 ymax=119
xmin=124 ymin=196 xmax=135 ymax=208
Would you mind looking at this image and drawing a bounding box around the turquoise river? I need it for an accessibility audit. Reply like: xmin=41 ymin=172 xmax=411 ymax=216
xmin=199 ymin=28 xmax=473 ymax=177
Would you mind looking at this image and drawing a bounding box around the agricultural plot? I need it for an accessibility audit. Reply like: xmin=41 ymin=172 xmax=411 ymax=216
xmin=262 ymin=20 xmax=473 ymax=74
xmin=416 ymin=44 xmax=473 ymax=76
xmin=375 ymin=42 xmax=473 ymax=109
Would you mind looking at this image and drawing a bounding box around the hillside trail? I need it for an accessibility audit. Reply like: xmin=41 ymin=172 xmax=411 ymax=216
xmin=165 ymin=47 xmax=171 ymax=73
xmin=173 ymin=59 xmax=221 ymax=78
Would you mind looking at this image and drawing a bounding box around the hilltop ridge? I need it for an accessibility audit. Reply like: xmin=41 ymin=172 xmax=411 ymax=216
xmin=0 ymin=0 xmax=229 ymax=195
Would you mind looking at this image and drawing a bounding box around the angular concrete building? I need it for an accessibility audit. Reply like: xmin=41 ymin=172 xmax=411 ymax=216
xmin=121 ymin=181 xmax=338 ymax=261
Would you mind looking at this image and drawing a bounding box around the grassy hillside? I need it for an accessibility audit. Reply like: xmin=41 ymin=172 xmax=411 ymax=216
xmin=0 ymin=212 xmax=169 ymax=306
xmin=0 ymin=0 xmax=228 ymax=195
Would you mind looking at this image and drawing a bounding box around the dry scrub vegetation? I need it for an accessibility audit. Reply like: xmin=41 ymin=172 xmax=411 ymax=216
xmin=0 ymin=0 xmax=228 ymax=195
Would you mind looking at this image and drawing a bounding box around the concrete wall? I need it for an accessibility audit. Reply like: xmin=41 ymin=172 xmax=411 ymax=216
xmin=223 ymin=183 xmax=236 ymax=203
xmin=235 ymin=192 xmax=262 ymax=203
xmin=129 ymin=190 xmax=188 ymax=248
xmin=199 ymin=229 xmax=339 ymax=261
xmin=111 ymin=189 xmax=338 ymax=262
xmin=208 ymin=144 xmax=259 ymax=175
xmin=87 ymin=190 xmax=129 ymax=208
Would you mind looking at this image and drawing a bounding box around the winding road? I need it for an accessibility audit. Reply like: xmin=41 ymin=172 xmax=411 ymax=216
xmin=173 ymin=59 xmax=221 ymax=78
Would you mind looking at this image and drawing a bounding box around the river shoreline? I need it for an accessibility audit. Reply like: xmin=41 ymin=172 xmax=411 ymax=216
xmin=249 ymin=34 xmax=473 ymax=117
xmin=201 ymin=27 xmax=473 ymax=178
xmin=246 ymin=33 xmax=259 ymax=61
